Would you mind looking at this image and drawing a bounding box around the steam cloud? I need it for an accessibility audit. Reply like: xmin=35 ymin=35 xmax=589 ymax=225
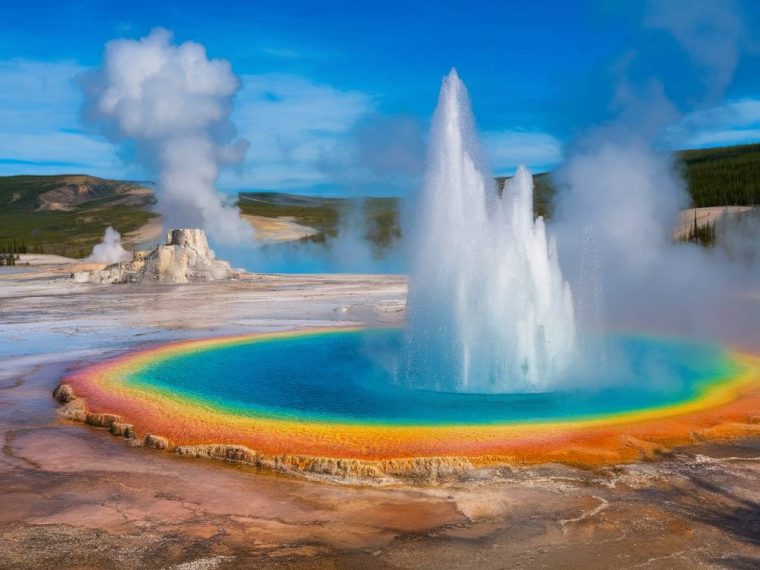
xmin=235 ymin=201 xmax=403 ymax=275
xmin=83 ymin=28 xmax=254 ymax=246
xmin=554 ymin=136 xmax=759 ymax=356
xmin=552 ymin=1 xmax=760 ymax=352
xmin=645 ymin=0 xmax=747 ymax=102
xmin=86 ymin=226 xmax=132 ymax=264
xmin=237 ymin=113 xmax=420 ymax=274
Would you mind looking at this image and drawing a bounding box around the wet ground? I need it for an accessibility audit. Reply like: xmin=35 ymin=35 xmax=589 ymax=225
xmin=1 ymin=270 xmax=760 ymax=569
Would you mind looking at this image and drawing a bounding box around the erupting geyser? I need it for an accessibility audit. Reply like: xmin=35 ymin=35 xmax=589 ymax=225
xmin=403 ymin=70 xmax=576 ymax=393
xmin=56 ymin=70 xmax=760 ymax=478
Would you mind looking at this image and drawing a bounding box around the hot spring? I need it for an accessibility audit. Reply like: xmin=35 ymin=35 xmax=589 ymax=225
xmin=60 ymin=71 xmax=760 ymax=473
xmin=88 ymin=329 xmax=740 ymax=426
xmin=63 ymin=327 xmax=759 ymax=468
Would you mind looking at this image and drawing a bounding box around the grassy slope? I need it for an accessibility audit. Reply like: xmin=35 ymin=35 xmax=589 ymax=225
xmin=0 ymin=175 xmax=157 ymax=258
xmin=495 ymin=143 xmax=760 ymax=216
xmin=237 ymin=192 xmax=401 ymax=247
xmin=1 ymin=143 xmax=757 ymax=256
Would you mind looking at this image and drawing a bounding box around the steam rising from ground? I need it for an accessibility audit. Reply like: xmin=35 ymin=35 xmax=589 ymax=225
xmin=85 ymin=227 xmax=132 ymax=264
xmin=552 ymin=1 xmax=759 ymax=352
xmin=83 ymin=29 xmax=253 ymax=246
xmin=554 ymin=135 xmax=759 ymax=347
xmin=225 ymin=201 xmax=402 ymax=274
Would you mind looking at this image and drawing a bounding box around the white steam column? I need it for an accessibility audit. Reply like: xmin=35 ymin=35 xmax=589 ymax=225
xmin=403 ymin=70 xmax=576 ymax=393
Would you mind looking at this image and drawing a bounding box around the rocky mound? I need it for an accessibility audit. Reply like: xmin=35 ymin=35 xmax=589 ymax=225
xmin=74 ymin=228 xmax=239 ymax=284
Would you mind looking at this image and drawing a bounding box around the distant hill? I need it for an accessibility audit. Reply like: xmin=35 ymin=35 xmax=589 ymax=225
xmin=1 ymin=143 xmax=757 ymax=257
xmin=0 ymin=175 xmax=157 ymax=258
xmin=494 ymin=143 xmax=760 ymax=216
xmin=237 ymin=192 xmax=401 ymax=248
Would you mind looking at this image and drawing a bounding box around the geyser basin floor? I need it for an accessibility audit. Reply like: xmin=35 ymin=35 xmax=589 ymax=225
xmin=61 ymin=328 xmax=760 ymax=472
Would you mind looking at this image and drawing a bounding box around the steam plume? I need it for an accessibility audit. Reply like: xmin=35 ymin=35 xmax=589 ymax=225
xmin=646 ymin=0 xmax=747 ymax=102
xmin=83 ymin=28 xmax=254 ymax=246
xmin=553 ymin=2 xmax=759 ymax=350
xmin=86 ymin=227 xmax=132 ymax=264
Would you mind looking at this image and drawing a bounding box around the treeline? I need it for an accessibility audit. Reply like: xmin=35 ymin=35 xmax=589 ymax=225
xmin=497 ymin=143 xmax=760 ymax=217
xmin=679 ymin=144 xmax=760 ymax=207
xmin=680 ymin=212 xmax=717 ymax=248
xmin=1 ymin=240 xmax=43 ymax=254
xmin=0 ymin=240 xmax=91 ymax=259
xmin=0 ymin=253 xmax=19 ymax=266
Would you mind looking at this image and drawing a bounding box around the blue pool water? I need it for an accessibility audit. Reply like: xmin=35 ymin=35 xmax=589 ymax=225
xmin=125 ymin=329 xmax=738 ymax=426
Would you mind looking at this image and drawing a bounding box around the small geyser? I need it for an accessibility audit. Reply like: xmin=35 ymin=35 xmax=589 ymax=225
xmin=403 ymin=70 xmax=576 ymax=393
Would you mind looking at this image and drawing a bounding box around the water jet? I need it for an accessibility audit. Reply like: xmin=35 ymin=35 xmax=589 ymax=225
xmin=403 ymin=70 xmax=575 ymax=393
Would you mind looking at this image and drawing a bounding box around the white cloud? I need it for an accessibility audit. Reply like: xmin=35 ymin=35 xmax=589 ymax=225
xmin=663 ymin=98 xmax=760 ymax=149
xmin=0 ymin=131 xmax=116 ymax=169
xmin=0 ymin=59 xmax=375 ymax=191
xmin=0 ymin=59 xmax=123 ymax=177
xmin=0 ymin=59 xmax=83 ymax=132
xmin=0 ymin=59 xmax=558 ymax=192
xmin=482 ymin=130 xmax=563 ymax=175
xmin=645 ymin=0 xmax=745 ymax=101
xmin=225 ymin=73 xmax=373 ymax=189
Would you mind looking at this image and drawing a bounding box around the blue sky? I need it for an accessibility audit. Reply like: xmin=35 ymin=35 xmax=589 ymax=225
xmin=2 ymin=0 xmax=760 ymax=195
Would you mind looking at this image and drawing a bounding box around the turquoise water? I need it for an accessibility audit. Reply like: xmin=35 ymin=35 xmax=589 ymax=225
xmin=126 ymin=329 xmax=737 ymax=426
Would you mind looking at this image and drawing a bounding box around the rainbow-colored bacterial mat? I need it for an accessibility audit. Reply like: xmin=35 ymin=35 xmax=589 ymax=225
xmin=66 ymin=328 xmax=760 ymax=466
xmin=123 ymin=330 xmax=734 ymax=424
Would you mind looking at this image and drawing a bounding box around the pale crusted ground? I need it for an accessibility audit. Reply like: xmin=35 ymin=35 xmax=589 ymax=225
xmin=672 ymin=206 xmax=755 ymax=240
xmin=1 ymin=268 xmax=760 ymax=569
xmin=241 ymin=214 xmax=319 ymax=242
xmin=124 ymin=214 xmax=319 ymax=251
xmin=16 ymin=253 xmax=78 ymax=265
